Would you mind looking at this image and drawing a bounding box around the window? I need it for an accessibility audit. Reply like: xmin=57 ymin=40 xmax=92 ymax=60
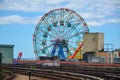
xmin=92 ymin=38 xmax=96 ymax=41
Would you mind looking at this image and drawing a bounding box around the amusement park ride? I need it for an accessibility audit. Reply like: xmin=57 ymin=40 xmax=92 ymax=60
xmin=33 ymin=8 xmax=89 ymax=60
xmin=17 ymin=52 xmax=23 ymax=60
xmin=13 ymin=8 xmax=120 ymax=67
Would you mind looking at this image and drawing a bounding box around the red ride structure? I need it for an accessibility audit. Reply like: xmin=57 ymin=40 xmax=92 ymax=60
xmin=17 ymin=52 xmax=23 ymax=60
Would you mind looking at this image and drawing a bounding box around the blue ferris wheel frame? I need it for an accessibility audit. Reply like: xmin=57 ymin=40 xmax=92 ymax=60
xmin=33 ymin=8 xmax=89 ymax=60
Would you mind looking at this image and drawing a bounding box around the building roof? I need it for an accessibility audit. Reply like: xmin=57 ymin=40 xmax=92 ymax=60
xmin=114 ymin=49 xmax=120 ymax=52
xmin=84 ymin=32 xmax=104 ymax=35
xmin=0 ymin=44 xmax=14 ymax=48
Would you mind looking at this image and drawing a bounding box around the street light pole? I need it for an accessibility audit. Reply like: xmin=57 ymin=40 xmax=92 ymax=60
xmin=28 ymin=71 xmax=31 ymax=80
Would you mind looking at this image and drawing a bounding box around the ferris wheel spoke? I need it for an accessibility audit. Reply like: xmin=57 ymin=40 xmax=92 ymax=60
xmin=39 ymin=43 xmax=53 ymax=51
xmin=68 ymin=44 xmax=77 ymax=51
xmin=62 ymin=15 xmax=77 ymax=39
xmin=64 ymin=22 xmax=80 ymax=39
xmin=68 ymin=46 xmax=75 ymax=51
xmin=60 ymin=9 xmax=63 ymax=21
xmin=52 ymin=11 xmax=58 ymax=22
xmin=38 ymin=39 xmax=50 ymax=43
xmin=38 ymin=27 xmax=57 ymax=39
xmin=68 ymin=41 xmax=79 ymax=44
xmin=44 ymin=44 xmax=53 ymax=49
xmin=46 ymin=16 xmax=59 ymax=35
xmin=61 ymin=9 xmax=65 ymax=22
xmin=68 ymin=31 xmax=83 ymax=39
xmin=62 ymin=9 xmax=64 ymax=21
xmin=68 ymin=27 xmax=84 ymax=39
xmin=64 ymin=11 xmax=72 ymax=21
xmin=61 ymin=9 xmax=66 ymax=38
xmin=62 ymin=13 xmax=72 ymax=28
xmin=42 ymin=18 xmax=61 ymax=39
xmin=62 ymin=14 xmax=74 ymax=38
xmin=67 ymin=15 xmax=74 ymax=23
xmin=70 ymin=20 xmax=82 ymax=24
xmin=51 ymin=27 xmax=61 ymax=39
xmin=52 ymin=11 xmax=62 ymax=36
xmin=50 ymin=12 xmax=57 ymax=25
xmin=51 ymin=14 xmax=55 ymax=25
xmin=64 ymin=13 xmax=73 ymax=29
xmin=43 ymin=18 xmax=49 ymax=26
xmin=65 ymin=21 xmax=80 ymax=34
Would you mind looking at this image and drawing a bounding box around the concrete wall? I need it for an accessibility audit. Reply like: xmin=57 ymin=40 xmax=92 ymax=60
xmin=112 ymin=51 xmax=120 ymax=63
xmin=114 ymin=52 xmax=120 ymax=58
xmin=0 ymin=44 xmax=14 ymax=64
xmin=98 ymin=33 xmax=104 ymax=51
xmin=83 ymin=33 xmax=104 ymax=56
xmin=98 ymin=52 xmax=116 ymax=64
xmin=98 ymin=52 xmax=109 ymax=63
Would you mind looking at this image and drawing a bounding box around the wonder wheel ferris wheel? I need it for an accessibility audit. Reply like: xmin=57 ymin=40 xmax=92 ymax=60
xmin=33 ymin=8 xmax=89 ymax=60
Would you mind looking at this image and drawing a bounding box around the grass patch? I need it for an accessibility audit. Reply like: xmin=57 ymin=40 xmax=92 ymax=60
xmin=0 ymin=69 xmax=9 ymax=80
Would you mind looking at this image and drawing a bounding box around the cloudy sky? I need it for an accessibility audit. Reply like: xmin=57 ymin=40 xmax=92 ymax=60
xmin=0 ymin=0 xmax=120 ymax=58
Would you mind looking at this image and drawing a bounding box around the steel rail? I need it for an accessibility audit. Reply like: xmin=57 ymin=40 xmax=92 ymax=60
xmin=3 ymin=66 xmax=103 ymax=80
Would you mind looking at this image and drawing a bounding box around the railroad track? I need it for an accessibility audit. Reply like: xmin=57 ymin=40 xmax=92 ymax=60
xmin=2 ymin=64 xmax=120 ymax=80
xmin=57 ymin=64 xmax=120 ymax=80
xmin=3 ymin=65 xmax=103 ymax=80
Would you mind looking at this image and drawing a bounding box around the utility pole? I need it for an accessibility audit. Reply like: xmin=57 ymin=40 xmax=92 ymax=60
xmin=0 ymin=53 xmax=1 ymax=64
xmin=28 ymin=71 xmax=31 ymax=80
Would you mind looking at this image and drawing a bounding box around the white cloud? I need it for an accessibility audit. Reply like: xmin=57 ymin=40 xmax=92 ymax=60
xmin=0 ymin=0 xmax=120 ymax=26
xmin=0 ymin=0 xmax=65 ymax=12
xmin=46 ymin=0 xmax=64 ymax=4
xmin=0 ymin=15 xmax=119 ymax=27
xmin=87 ymin=18 xmax=120 ymax=26
xmin=0 ymin=15 xmax=40 ymax=24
